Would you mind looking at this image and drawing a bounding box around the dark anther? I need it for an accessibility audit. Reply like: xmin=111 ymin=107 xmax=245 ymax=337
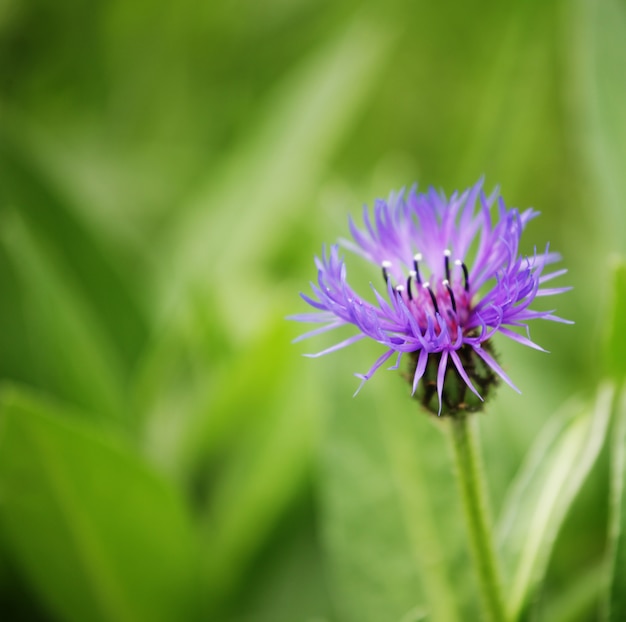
xmin=413 ymin=254 xmax=423 ymax=284
xmin=406 ymin=273 xmax=414 ymax=301
xmin=455 ymin=259 xmax=470 ymax=292
xmin=444 ymin=280 xmax=457 ymax=313
xmin=424 ymin=283 xmax=439 ymax=315
xmin=444 ymin=249 xmax=451 ymax=282
xmin=382 ymin=260 xmax=392 ymax=285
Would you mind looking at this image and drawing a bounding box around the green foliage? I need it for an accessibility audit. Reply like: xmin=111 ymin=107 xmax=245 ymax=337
xmin=497 ymin=385 xmax=613 ymax=620
xmin=572 ymin=0 xmax=626 ymax=250
xmin=603 ymin=258 xmax=626 ymax=383
xmin=320 ymin=372 xmax=468 ymax=622
xmin=606 ymin=388 xmax=626 ymax=620
xmin=0 ymin=211 xmax=125 ymax=420
xmin=0 ymin=386 xmax=201 ymax=622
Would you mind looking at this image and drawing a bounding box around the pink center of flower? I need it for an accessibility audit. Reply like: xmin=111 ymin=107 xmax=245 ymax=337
xmin=382 ymin=250 xmax=472 ymax=335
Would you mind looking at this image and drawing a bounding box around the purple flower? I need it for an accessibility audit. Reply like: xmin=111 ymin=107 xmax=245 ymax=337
xmin=290 ymin=179 xmax=571 ymax=415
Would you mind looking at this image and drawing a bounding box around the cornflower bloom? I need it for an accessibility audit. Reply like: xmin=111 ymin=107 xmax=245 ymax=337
xmin=290 ymin=179 xmax=571 ymax=415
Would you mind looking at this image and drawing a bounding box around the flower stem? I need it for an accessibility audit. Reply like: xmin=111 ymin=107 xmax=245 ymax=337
xmin=448 ymin=414 xmax=507 ymax=622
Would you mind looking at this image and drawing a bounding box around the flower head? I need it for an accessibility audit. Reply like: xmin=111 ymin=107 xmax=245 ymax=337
xmin=290 ymin=179 xmax=571 ymax=415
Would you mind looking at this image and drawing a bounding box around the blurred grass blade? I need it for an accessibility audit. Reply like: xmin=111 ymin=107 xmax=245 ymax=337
xmin=136 ymin=314 xmax=294 ymax=479
xmin=540 ymin=560 xmax=608 ymax=622
xmin=0 ymin=129 xmax=150 ymax=369
xmin=603 ymin=257 xmax=626 ymax=382
xmin=0 ymin=386 xmax=201 ymax=622
xmin=319 ymin=385 xmax=427 ymax=622
xmin=571 ymin=0 xmax=626 ymax=248
xmin=163 ymin=9 xmax=395 ymax=311
xmin=606 ymin=386 xmax=626 ymax=620
xmin=0 ymin=212 xmax=124 ymax=419
xmin=457 ymin=2 xmax=556 ymax=190
xmin=497 ymin=384 xmax=613 ymax=620
xmin=200 ymin=358 xmax=319 ymax=611
xmin=319 ymin=372 xmax=471 ymax=622
xmin=379 ymin=406 xmax=460 ymax=622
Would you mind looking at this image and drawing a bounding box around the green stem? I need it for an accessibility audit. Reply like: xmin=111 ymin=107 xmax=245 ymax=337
xmin=448 ymin=415 xmax=507 ymax=622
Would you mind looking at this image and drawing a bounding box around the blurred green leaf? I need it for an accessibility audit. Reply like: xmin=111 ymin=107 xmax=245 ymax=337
xmin=162 ymin=8 xmax=396 ymax=321
xmin=0 ymin=128 xmax=150 ymax=370
xmin=572 ymin=0 xmax=626 ymax=250
xmin=457 ymin=2 xmax=560 ymax=194
xmin=319 ymin=362 xmax=474 ymax=622
xmin=229 ymin=503 xmax=332 ymax=622
xmin=200 ymin=356 xmax=319 ymax=611
xmin=0 ymin=385 xmax=201 ymax=622
xmin=131 ymin=294 xmax=234 ymax=474
xmin=606 ymin=386 xmax=626 ymax=620
xmin=603 ymin=257 xmax=626 ymax=382
xmin=496 ymin=384 xmax=613 ymax=621
xmin=136 ymin=312 xmax=295 ymax=481
xmin=134 ymin=301 xmax=322 ymax=614
xmin=540 ymin=559 xmax=608 ymax=622
xmin=378 ymin=406 xmax=462 ymax=622
xmin=0 ymin=212 xmax=124 ymax=419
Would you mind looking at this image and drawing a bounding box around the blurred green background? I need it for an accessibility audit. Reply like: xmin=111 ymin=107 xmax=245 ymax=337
xmin=0 ymin=0 xmax=625 ymax=621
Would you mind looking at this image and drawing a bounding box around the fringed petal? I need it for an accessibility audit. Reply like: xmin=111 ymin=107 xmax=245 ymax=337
xmin=353 ymin=349 xmax=396 ymax=395
xmin=473 ymin=346 xmax=521 ymax=393
xmin=412 ymin=348 xmax=429 ymax=395
xmin=436 ymin=351 xmax=449 ymax=416
xmin=303 ymin=334 xmax=366 ymax=358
